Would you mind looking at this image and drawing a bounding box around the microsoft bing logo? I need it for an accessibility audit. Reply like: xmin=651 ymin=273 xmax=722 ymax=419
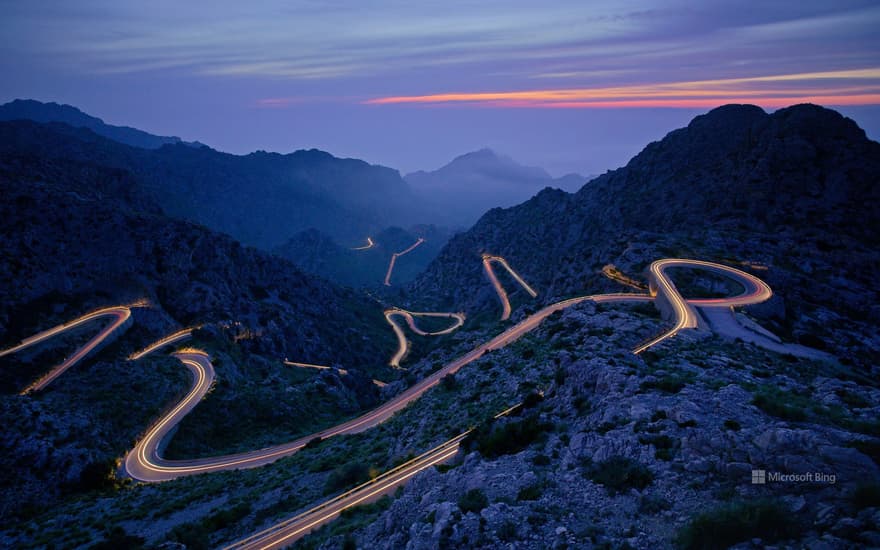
xmin=751 ymin=470 xmax=766 ymax=484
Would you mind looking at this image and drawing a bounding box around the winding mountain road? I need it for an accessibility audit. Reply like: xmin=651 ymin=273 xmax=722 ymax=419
xmin=351 ymin=237 xmax=375 ymax=251
xmin=383 ymin=308 xmax=466 ymax=368
xmin=384 ymin=237 xmax=425 ymax=286
xmin=3 ymin=258 xmax=779 ymax=537
xmin=0 ymin=305 xmax=135 ymax=394
xmin=482 ymin=254 xmax=538 ymax=320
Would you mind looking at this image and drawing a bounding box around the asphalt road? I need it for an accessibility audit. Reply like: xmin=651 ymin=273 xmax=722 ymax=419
xmin=482 ymin=254 xmax=538 ymax=320
xmin=2 ymin=258 xmax=777 ymax=515
xmin=384 ymin=308 xmax=466 ymax=368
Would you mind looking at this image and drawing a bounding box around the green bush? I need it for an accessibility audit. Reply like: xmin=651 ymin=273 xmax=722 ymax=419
xmin=752 ymin=388 xmax=808 ymax=421
xmin=458 ymin=488 xmax=489 ymax=514
xmin=90 ymin=526 xmax=144 ymax=550
xmin=440 ymin=373 xmax=457 ymax=391
xmin=638 ymin=434 xmax=679 ymax=461
xmin=497 ymin=520 xmax=518 ymax=541
xmin=583 ymin=456 xmax=653 ymax=494
xmin=532 ymin=454 xmax=551 ymax=466
xmin=464 ymin=413 xmax=550 ymax=458
xmin=723 ymin=419 xmax=741 ymax=431
xmin=517 ymin=483 xmax=543 ymax=501
xmin=676 ymin=499 xmax=797 ymax=550
xmin=853 ymin=483 xmax=880 ymax=509
xmin=324 ymin=462 xmax=370 ymax=494
xmin=640 ymin=373 xmax=693 ymax=394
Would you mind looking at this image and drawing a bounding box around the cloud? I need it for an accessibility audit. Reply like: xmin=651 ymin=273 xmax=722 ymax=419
xmin=363 ymin=69 xmax=880 ymax=108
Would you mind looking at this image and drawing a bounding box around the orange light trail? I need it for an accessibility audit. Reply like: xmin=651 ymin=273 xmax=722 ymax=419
xmin=384 ymin=237 xmax=425 ymax=286
xmin=3 ymin=259 xmax=775 ymax=489
xmin=482 ymin=254 xmax=538 ymax=321
xmin=384 ymin=308 xmax=466 ymax=368
xmin=351 ymin=237 xmax=375 ymax=250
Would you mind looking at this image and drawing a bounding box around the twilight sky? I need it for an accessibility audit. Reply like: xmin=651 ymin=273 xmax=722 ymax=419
xmin=2 ymin=0 xmax=879 ymax=176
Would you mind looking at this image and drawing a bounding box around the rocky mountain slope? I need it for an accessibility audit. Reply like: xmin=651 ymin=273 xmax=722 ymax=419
xmin=0 ymin=117 xmax=421 ymax=249
xmin=411 ymin=104 xmax=880 ymax=369
xmin=405 ymin=148 xmax=587 ymax=227
xmin=1 ymin=103 xmax=878 ymax=550
xmin=0 ymin=149 xmax=397 ymax=521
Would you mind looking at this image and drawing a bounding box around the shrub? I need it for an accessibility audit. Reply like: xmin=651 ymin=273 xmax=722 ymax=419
xmin=639 ymin=494 xmax=671 ymax=514
xmin=638 ymin=434 xmax=679 ymax=461
xmin=464 ymin=414 xmax=550 ymax=458
xmin=497 ymin=520 xmax=518 ymax=541
xmin=853 ymin=483 xmax=880 ymax=509
xmin=91 ymin=526 xmax=145 ymax=550
xmin=458 ymin=488 xmax=489 ymax=514
xmin=836 ymin=388 xmax=869 ymax=408
xmin=532 ymin=454 xmax=551 ymax=466
xmin=324 ymin=462 xmax=370 ymax=494
xmin=752 ymin=388 xmax=808 ymax=421
xmin=640 ymin=373 xmax=693 ymax=394
xmin=522 ymin=391 xmax=544 ymax=409
xmin=517 ymin=483 xmax=543 ymax=501
xmin=583 ymin=456 xmax=653 ymax=494
xmin=723 ymin=419 xmax=741 ymax=431
xmin=676 ymin=499 xmax=797 ymax=550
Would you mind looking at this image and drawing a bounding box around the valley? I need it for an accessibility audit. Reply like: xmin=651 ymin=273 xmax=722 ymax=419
xmin=0 ymin=102 xmax=877 ymax=549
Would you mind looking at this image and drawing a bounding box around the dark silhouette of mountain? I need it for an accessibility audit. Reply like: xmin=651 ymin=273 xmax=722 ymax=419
xmin=274 ymin=225 xmax=451 ymax=288
xmin=412 ymin=104 xmax=880 ymax=366
xmin=405 ymin=148 xmax=588 ymax=227
xmin=0 ymin=119 xmax=421 ymax=248
xmin=0 ymin=99 xmax=205 ymax=149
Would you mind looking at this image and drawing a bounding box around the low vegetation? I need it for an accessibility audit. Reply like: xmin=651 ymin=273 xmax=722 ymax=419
xmin=582 ymin=456 xmax=653 ymax=494
xmin=675 ymin=499 xmax=798 ymax=550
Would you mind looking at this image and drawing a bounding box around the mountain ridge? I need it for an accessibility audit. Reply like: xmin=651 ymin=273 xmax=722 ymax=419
xmin=405 ymin=147 xmax=589 ymax=228
xmin=0 ymin=99 xmax=205 ymax=149
xmin=411 ymin=103 xmax=880 ymax=366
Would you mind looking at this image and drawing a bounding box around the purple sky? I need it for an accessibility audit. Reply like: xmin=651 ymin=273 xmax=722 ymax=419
xmin=2 ymin=1 xmax=879 ymax=176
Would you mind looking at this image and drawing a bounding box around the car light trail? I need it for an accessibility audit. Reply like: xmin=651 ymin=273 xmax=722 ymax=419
xmin=482 ymin=254 xmax=538 ymax=320
xmin=283 ymin=360 xmax=331 ymax=370
xmin=225 ymin=433 xmax=469 ymax=549
xmin=284 ymin=361 xmax=348 ymax=375
xmin=3 ymin=259 xmax=772 ymax=492
xmin=631 ymin=259 xmax=772 ymax=354
xmin=0 ymin=305 xmax=135 ymax=394
xmin=601 ymin=264 xmax=647 ymax=290
xmin=351 ymin=237 xmax=375 ymax=250
xmin=129 ymin=327 xmax=197 ymax=360
xmin=384 ymin=308 xmax=466 ymax=368
xmin=384 ymin=237 xmax=425 ymax=286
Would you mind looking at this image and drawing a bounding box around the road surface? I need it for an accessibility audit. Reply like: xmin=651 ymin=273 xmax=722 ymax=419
xmin=3 ymin=258 xmax=777 ymax=490
xmin=383 ymin=308 xmax=466 ymax=368
xmin=384 ymin=237 xmax=425 ymax=286
xmin=482 ymin=254 xmax=538 ymax=320
xmin=0 ymin=305 xmax=135 ymax=394
xmin=633 ymin=259 xmax=772 ymax=353
xmin=129 ymin=327 xmax=195 ymax=360
xmin=351 ymin=237 xmax=375 ymax=250
xmin=224 ymin=433 xmax=468 ymax=550
xmin=226 ymin=258 xmax=781 ymax=547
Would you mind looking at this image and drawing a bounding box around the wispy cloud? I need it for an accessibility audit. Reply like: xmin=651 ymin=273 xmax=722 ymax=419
xmin=364 ymin=69 xmax=880 ymax=108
